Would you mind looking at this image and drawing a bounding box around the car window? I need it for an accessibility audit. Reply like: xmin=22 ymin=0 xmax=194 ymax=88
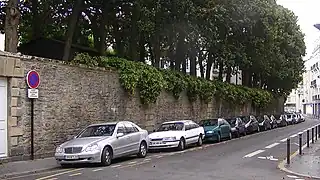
xmin=78 ymin=124 xmax=116 ymax=138
xmin=117 ymin=123 xmax=126 ymax=134
xmin=158 ymin=122 xmax=184 ymax=131
xmin=185 ymin=123 xmax=192 ymax=130
xmin=124 ymin=123 xmax=138 ymax=134
xmin=199 ymin=119 xmax=219 ymax=126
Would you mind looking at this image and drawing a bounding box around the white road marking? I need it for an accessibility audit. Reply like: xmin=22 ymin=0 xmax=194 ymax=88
xmin=143 ymin=158 xmax=151 ymax=161
xmin=243 ymin=150 xmax=265 ymax=158
xmin=69 ymin=173 xmax=82 ymax=177
xmin=127 ymin=161 xmax=137 ymax=165
xmin=156 ymin=155 xmax=163 ymax=158
xmin=92 ymin=168 xmax=103 ymax=172
xmin=46 ymin=178 xmax=58 ymax=180
xmin=258 ymin=156 xmax=266 ymax=159
xmin=290 ymin=134 xmax=297 ymax=138
xmin=265 ymin=143 xmax=279 ymax=149
xmin=294 ymin=143 xmax=299 ymax=146
xmin=287 ymin=175 xmax=299 ymax=178
xmin=280 ymin=138 xmax=287 ymax=142
xmin=111 ymin=164 xmax=121 ymax=168
xmin=295 ymin=178 xmax=304 ymax=180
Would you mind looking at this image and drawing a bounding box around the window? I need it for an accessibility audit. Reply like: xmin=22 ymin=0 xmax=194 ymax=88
xmin=124 ymin=123 xmax=138 ymax=134
xmin=185 ymin=123 xmax=192 ymax=130
xmin=158 ymin=122 xmax=184 ymax=131
xmin=78 ymin=124 xmax=116 ymax=138
xmin=117 ymin=124 xmax=126 ymax=134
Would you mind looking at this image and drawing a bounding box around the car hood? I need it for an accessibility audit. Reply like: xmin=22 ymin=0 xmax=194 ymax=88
xmin=149 ymin=131 xmax=182 ymax=139
xmin=203 ymin=125 xmax=218 ymax=131
xmin=61 ymin=136 xmax=110 ymax=147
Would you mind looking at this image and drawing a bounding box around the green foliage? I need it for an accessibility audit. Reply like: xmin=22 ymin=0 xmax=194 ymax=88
xmin=72 ymin=53 xmax=274 ymax=108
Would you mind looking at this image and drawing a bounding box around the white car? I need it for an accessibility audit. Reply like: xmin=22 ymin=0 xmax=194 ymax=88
xmin=148 ymin=120 xmax=205 ymax=151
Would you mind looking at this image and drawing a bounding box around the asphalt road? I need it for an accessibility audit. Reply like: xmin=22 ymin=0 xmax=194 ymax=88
xmin=5 ymin=118 xmax=320 ymax=180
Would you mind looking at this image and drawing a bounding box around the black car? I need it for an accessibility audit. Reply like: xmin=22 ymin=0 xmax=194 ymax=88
xmin=239 ymin=115 xmax=260 ymax=134
xmin=256 ymin=115 xmax=272 ymax=131
xmin=226 ymin=117 xmax=247 ymax=138
xmin=274 ymin=114 xmax=287 ymax=127
xmin=269 ymin=115 xmax=278 ymax=128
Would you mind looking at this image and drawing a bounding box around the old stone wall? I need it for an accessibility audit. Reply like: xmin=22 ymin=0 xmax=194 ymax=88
xmin=0 ymin=52 xmax=283 ymax=160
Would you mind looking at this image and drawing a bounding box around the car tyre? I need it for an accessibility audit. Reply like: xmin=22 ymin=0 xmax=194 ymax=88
xmin=177 ymin=138 xmax=185 ymax=151
xmin=217 ymin=133 xmax=221 ymax=142
xmin=228 ymin=132 xmax=232 ymax=140
xmin=101 ymin=146 xmax=112 ymax=166
xmin=197 ymin=135 xmax=203 ymax=146
xmin=137 ymin=141 xmax=147 ymax=158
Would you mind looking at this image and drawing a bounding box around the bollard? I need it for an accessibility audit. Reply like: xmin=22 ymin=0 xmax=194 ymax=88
xmin=307 ymin=129 xmax=310 ymax=148
xmin=318 ymin=125 xmax=320 ymax=138
xmin=299 ymin=133 xmax=302 ymax=155
xmin=312 ymin=128 xmax=314 ymax=144
xmin=316 ymin=127 xmax=318 ymax=141
xmin=287 ymin=138 xmax=290 ymax=164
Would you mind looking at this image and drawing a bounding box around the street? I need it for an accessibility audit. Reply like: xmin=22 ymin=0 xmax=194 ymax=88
xmin=5 ymin=118 xmax=319 ymax=180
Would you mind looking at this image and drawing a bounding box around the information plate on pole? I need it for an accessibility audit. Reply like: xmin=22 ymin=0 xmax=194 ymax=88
xmin=28 ymin=89 xmax=39 ymax=99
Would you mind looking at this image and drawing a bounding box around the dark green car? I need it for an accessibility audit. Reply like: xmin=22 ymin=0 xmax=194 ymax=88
xmin=199 ymin=118 xmax=232 ymax=142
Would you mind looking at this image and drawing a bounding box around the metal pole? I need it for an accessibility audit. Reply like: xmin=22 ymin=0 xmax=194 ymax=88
xmin=316 ymin=127 xmax=318 ymax=141
xmin=299 ymin=133 xmax=302 ymax=155
xmin=318 ymin=125 xmax=320 ymax=138
xmin=287 ymin=138 xmax=290 ymax=164
xmin=31 ymin=98 xmax=34 ymax=160
xmin=312 ymin=127 xmax=315 ymax=144
xmin=307 ymin=129 xmax=310 ymax=148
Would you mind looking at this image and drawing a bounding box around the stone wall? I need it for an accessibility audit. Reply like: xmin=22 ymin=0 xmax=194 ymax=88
xmin=0 ymin=52 xmax=283 ymax=161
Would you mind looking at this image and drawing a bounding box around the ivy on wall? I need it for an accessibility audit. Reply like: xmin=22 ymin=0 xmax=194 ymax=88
xmin=72 ymin=53 xmax=273 ymax=108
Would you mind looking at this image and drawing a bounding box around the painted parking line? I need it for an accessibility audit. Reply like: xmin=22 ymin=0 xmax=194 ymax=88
xmin=290 ymin=134 xmax=297 ymax=138
xmin=265 ymin=142 xmax=279 ymax=149
xmin=92 ymin=168 xmax=103 ymax=172
xmin=243 ymin=150 xmax=265 ymax=158
xmin=127 ymin=161 xmax=137 ymax=165
xmin=69 ymin=173 xmax=82 ymax=177
xmin=35 ymin=168 xmax=84 ymax=180
xmin=46 ymin=178 xmax=58 ymax=180
xmin=111 ymin=164 xmax=122 ymax=168
xmin=287 ymin=175 xmax=299 ymax=178
xmin=280 ymin=138 xmax=287 ymax=142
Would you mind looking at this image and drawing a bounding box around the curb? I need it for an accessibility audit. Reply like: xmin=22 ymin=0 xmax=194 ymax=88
xmin=0 ymin=166 xmax=60 ymax=179
xmin=278 ymin=137 xmax=320 ymax=179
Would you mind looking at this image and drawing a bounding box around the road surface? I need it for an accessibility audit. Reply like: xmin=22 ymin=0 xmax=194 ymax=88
xmin=5 ymin=118 xmax=319 ymax=180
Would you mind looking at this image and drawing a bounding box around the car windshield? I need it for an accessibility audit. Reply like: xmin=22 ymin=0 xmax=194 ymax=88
xmin=77 ymin=124 xmax=116 ymax=138
xmin=199 ymin=119 xmax=219 ymax=126
xmin=240 ymin=116 xmax=250 ymax=123
xmin=158 ymin=122 xmax=184 ymax=131
xmin=226 ymin=118 xmax=236 ymax=127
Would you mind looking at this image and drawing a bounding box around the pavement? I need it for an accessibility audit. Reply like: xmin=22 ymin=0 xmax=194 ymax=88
xmin=279 ymin=132 xmax=320 ymax=179
xmin=1 ymin=118 xmax=319 ymax=180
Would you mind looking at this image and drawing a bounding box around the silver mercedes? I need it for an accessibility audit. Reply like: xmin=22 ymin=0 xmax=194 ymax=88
xmin=55 ymin=121 xmax=149 ymax=166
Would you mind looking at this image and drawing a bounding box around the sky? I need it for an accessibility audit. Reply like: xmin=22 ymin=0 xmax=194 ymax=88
xmin=0 ymin=0 xmax=319 ymax=67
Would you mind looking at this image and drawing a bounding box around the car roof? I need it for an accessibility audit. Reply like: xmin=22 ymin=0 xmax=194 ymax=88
xmin=88 ymin=121 xmax=133 ymax=127
xmin=162 ymin=120 xmax=193 ymax=124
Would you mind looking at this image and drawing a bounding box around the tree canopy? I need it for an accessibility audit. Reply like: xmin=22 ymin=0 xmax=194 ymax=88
xmin=1 ymin=0 xmax=306 ymax=97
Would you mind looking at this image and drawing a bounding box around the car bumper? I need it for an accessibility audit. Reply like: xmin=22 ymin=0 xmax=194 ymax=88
xmin=148 ymin=141 xmax=180 ymax=149
xmin=55 ymin=151 xmax=101 ymax=164
xmin=204 ymin=133 xmax=219 ymax=141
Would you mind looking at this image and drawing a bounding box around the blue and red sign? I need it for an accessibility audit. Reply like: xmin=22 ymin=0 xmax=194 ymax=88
xmin=26 ymin=70 xmax=40 ymax=89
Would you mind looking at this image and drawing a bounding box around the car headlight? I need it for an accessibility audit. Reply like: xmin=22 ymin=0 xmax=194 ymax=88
xmin=163 ymin=137 xmax=176 ymax=141
xmin=55 ymin=146 xmax=63 ymax=153
xmin=206 ymin=131 xmax=213 ymax=134
xmin=84 ymin=143 xmax=100 ymax=152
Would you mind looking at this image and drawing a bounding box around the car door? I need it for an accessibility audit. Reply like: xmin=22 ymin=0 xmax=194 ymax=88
xmin=113 ymin=123 xmax=130 ymax=157
xmin=250 ymin=116 xmax=259 ymax=131
xmin=238 ymin=118 xmax=245 ymax=133
xmin=184 ymin=122 xmax=194 ymax=145
xmin=218 ymin=119 xmax=227 ymax=138
xmin=189 ymin=122 xmax=200 ymax=143
xmin=124 ymin=122 xmax=141 ymax=154
xmin=223 ymin=119 xmax=231 ymax=135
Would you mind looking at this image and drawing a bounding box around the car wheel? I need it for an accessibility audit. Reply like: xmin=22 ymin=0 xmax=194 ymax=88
xmin=197 ymin=135 xmax=203 ymax=146
xmin=137 ymin=141 xmax=147 ymax=158
xmin=177 ymin=138 xmax=185 ymax=151
xmin=101 ymin=146 xmax=112 ymax=166
xmin=228 ymin=132 xmax=232 ymax=140
xmin=236 ymin=131 xmax=240 ymax=138
xmin=257 ymin=126 xmax=260 ymax=132
xmin=217 ymin=133 xmax=221 ymax=142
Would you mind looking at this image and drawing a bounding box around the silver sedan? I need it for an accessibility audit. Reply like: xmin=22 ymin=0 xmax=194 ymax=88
xmin=55 ymin=121 xmax=149 ymax=166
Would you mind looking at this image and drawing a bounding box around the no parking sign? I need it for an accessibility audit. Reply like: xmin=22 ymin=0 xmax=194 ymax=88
xmin=26 ymin=70 xmax=40 ymax=98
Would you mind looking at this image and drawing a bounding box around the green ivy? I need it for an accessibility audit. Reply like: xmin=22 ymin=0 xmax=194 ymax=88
xmin=71 ymin=53 xmax=274 ymax=107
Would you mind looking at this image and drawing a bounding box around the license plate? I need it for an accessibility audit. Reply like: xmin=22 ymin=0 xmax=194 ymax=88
xmin=65 ymin=155 xmax=79 ymax=160
xmin=151 ymin=141 xmax=165 ymax=145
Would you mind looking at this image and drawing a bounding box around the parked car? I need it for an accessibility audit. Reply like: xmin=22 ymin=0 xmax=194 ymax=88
xmin=226 ymin=117 xmax=246 ymax=138
xmin=148 ymin=120 xmax=205 ymax=151
xmin=274 ymin=114 xmax=287 ymax=127
xmin=256 ymin=115 xmax=272 ymax=131
xmin=297 ymin=113 xmax=305 ymax=122
xmin=268 ymin=115 xmax=278 ymax=129
xmin=291 ymin=113 xmax=299 ymax=124
xmin=55 ymin=121 xmax=149 ymax=167
xmin=199 ymin=118 xmax=232 ymax=142
xmin=240 ymin=115 xmax=260 ymax=134
xmin=284 ymin=113 xmax=294 ymax=125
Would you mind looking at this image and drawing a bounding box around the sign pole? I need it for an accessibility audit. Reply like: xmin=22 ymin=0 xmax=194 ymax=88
xmin=31 ymin=98 xmax=34 ymax=160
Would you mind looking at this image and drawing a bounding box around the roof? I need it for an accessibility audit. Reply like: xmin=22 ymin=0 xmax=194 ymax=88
xmin=162 ymin=120 xmax=192 ymax=124
xmin=88 ymin=121 xmax=134 ymax=127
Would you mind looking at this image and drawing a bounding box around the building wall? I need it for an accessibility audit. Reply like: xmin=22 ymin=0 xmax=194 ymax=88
xmin=0 ymin=52 xmax=283 ymax=162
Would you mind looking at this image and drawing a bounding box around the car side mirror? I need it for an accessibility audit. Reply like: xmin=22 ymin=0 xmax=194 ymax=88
xmin=116 ymin=133 xmax=124 ymax=138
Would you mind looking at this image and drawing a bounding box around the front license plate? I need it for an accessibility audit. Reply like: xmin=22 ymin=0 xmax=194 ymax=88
xmin=65 ymin=155 xmax=79 ymax=160
xmin=151 ymin=141 xmax=165 ymax=145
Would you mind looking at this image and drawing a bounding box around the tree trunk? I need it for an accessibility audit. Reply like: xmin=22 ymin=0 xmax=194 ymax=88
xmin=4 ymin=0 xmax=20 ymax=53
xmin=205 ymin=48 xmax=214 ymax=80
xmin=226 ymin=65 xmax=232 ymax=83
xmin=129 ymin=3 xmax=139 ymax=60
xmin=139 ymin=32 xmax=146 ymax=62
xmin=189 ymin=45 xmax=197 ymax=76
xmin=168 ymin=33 xmax=175 ymax=69
xmin=31 ymin=0 xmax=41 ymax=39
xmin=175 ymin=31 xmax=185 ymax=71
xmin=98 ymin=1 xmax=108 ymax=55
xmin=62 ymin=0 xmax=83 ymax=61
xmin=218 ymin=60 xmax=224 ymax=81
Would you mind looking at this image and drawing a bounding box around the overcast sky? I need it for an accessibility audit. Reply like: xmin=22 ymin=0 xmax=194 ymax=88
xmin=1 ymin=0 xmax=319 ymax=68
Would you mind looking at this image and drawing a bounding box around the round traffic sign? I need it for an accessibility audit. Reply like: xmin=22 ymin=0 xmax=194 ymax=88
xmin=26 ymin=70 xmax=40 ymax=89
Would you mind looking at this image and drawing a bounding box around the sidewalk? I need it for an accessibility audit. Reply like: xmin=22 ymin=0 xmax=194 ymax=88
xmin=284 ymin=139 xmax=320 ymax=179
xmin=0 ymin=157 xmax=59 ymax=179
